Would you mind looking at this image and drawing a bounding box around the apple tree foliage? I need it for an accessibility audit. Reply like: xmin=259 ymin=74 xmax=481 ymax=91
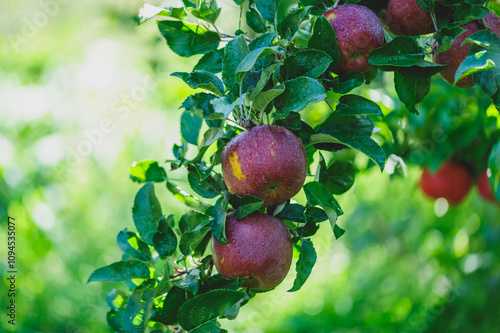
xmin=87 ymin=0 xmax=500 ymax=332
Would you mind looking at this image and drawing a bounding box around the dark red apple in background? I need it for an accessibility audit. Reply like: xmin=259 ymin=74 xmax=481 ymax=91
xmin=477 ymin=170 xmax=497 ymax=202
xmin=211 ymin=211 xmax=293 ymax=290
xmin=484 ymin=11 xmax=500 ymax=37
xmin=323 ymin=4 xmax=385 ymax=73
xmin=432 ymin=21 xmax=482 ymax=88
xmin=419 ymin=162 xmax=472 ymax=205
xmin=221 ymin=125 xmax=307 ymax=208
xmin=380 ymin=0 xmax=435 ymax=36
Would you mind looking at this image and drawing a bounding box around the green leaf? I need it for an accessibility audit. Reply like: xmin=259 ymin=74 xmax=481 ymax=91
xmin=158 ymin=21 xmax=220 ymax=57
xmin=117 ymin=230 xmax=152 ymax=262
xmin=178 ymin=289 xmax=245 ymax=331
xmin=152 ymin=287 xmax=189 ymax=326
xmin=181 ymin=93 xmax=218 ymax=118
xmin=336 ymin=95 xmax=384 ymax=117
xmin=249 ymin=32 xmax=277 ymax=51
xmin=435 ymin=26 xmax=466 ymax=53
xmin=256 ymin=0 xmax=280 ymax=22
xmin=180 ymin=210 xmax=212 ymax=234
xmin=312 ymin=125 xmax=386 ymax=171
xmin=454 ymin=3 xmax=489 ymax=24
xmin=232 ymin=0 xmax=245 ymax=5
xmin=281 ymin=50 xmax=332 ymax=80
xmin=246 ymin=6 xmax=267 ymax=33
xmin=133 ymin=183 xmax=163 ymax=245
xmin=455 ymin=50 xmax=497 ymax=83
xmin=415 ymin=0 xmax=433 ymax=12
xmin=278 ymin=6 xmax=311 ymax=40
xmin=181 ymin=110 xmax=203 ymax=145
xmin=489 ymin=141 xmax=500 ymax=200
xmin=155 ymin=263 xmax=172 ymax=297
xmin=137 ymin=4 xmax=186 ymax=25
xmin=275 ymin=203 xmax=306 ymax=222
xmin=319 ymin=160 xmax=355 ymax=195
xmin=187 ymin=164 xmax=220 ymax=199
xmin=153 ymin=216 xmax=178 ymax=259
xmin=87 ymin=260 xmax=150 ymax=283
xmin=369 ymin=36 xmax=423 ymax=67
xmin=230 ymin=194 xmax=264 ymax=219
xmin=222 ymin=35 xmax=250 ymax=96
xmin=107 ymin=308 xmax=125 ymax=332
xmin=172 ymin=71 xmax=224 ymax=96
xmin=167 ymin=182 xmax=212 ymax=212
xmin=274 ymin=111 xmax=302 ymax=131
xmin=122 ymin=279 xmax=156 ymax=333
xmin=325 ymin=71 xmax=364 ymax=94
xmin=200 ymin=127 xmax=225 ymax=148
xmin=333 ymin=224 xmax=345 ymax=239
xmin=210 ymin=93 xmax=247 ymax=119
xmin=173 ymin=269 xmax=201 ymax=295
xmin=189 ymin=319 xmax=220 ymax=333
xmin=130 ymin=160 xmax=167 ymax=183
xmin=180 ymin=225 xmax=211 ymax=256
xmin=473 ymin=69 xmax=500 ymax=110
xmin=308 ymin=15 xmax=339 ymax=68
xmin=394 ymin=70 xmax=431 ymax=114
xmin=288 ymin=239 xmax=317 ymax=292
xmin=250 ymin=63 xmax=280 ymax=100
xmin=193 ymin=48 xmax=225 ymax=74
xmin=303 ymin=181 xmax=343 ymax=234
xmin=189 ymin=0 xmax=221 ymax=24
xmin=463 ymin=30 xmax=500 ymax=52
xmin=207 ymin=196 xmax=229 ymax=243
xmin=253 ymin=86 xmax=285 ymax=112
xmin=274 ymin=77 xmax=326 ymax=119
xmin=236 ymin=47 xmax=283 ymax=83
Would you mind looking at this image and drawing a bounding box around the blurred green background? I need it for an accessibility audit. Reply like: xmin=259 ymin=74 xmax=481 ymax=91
xmin=1 ymin=1 xmax=499 ymax=332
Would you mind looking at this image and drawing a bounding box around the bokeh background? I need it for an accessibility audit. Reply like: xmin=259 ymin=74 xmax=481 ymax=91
xmin=1 ymin=0 xmax=499 ymax=332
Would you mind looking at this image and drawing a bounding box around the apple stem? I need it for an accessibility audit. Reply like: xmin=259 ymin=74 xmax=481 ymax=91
xmin=431 ymin=12 xmax=438 ymax=33
xmin=326 ymin=97 xmax=340 ymax=104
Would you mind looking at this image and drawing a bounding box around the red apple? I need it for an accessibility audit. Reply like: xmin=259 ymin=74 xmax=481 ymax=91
xmin=323 ymin=4 xmax=385 ymax=73
xmin=380 ymin=0 xmax=435 ymax=36
xmin=211 ymin=211 xmax=293 ymax=290
xmin=477 ymin=170 xmax=497 ymax=202
xmin=419 ymin=162 xmax=472 ymax=205
xmin=432 ymin=21 xmax=482 ymax=88
xmin=221 ymin=125 xmax=307 ymax=208
xmin=484 ymin=11 xmax=500 ymax=37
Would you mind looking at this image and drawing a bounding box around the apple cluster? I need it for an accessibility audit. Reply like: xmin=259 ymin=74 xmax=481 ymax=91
xmin=419 ymin=161 xmax=498 ymax=205
xmin=211 ymin=125 xmax=308 ymax=290
xmin=379 ymin=0 xmax=500 ymax=88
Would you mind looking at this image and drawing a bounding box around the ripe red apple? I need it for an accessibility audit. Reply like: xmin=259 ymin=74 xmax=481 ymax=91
xmin=380 ymin=0 xmax=435 ymax=36
xmin=419 ymin=162 xmax=472 ymax=205
xmin=323 ymin=4 xmax=385 ymax=73
xmin=221 ymin=124 xmax=307 ymax=208
xmin=432 ymin=21 xmax=482 ymax=88
xmin=211 ymin=211 xmax=293 ymax=290
xmin=484 ymin=11 xmax=500 ymax=37
xmin=477 ymin=170 xmax=497 ymax=202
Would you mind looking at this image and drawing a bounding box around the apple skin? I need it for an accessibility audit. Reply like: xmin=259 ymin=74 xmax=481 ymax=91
xmin=477 ymin=170 xmax=497 ymax=202
xmin=419 ymin=162 xmax=472 ymax=205
xmin=380 ymin=0 xmax=435 ymax=36
xmin=323 ymin=4 xmax=385 ymax=73
xmin=211 ymin=211 xmax=293 ymax=290
xmin=432 ymin=21 xmax=482 ymax=88
xmin=484 ymin=12 xmax=500 ymax=37
xmin=221 ymin=125 xmax=307 ymax=208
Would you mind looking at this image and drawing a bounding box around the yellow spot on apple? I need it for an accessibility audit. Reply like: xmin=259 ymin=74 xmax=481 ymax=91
xmin=229 ymin=151 xmax=246 ymax=180
xmin=221 ymin=258 xmax=224 ymax=264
